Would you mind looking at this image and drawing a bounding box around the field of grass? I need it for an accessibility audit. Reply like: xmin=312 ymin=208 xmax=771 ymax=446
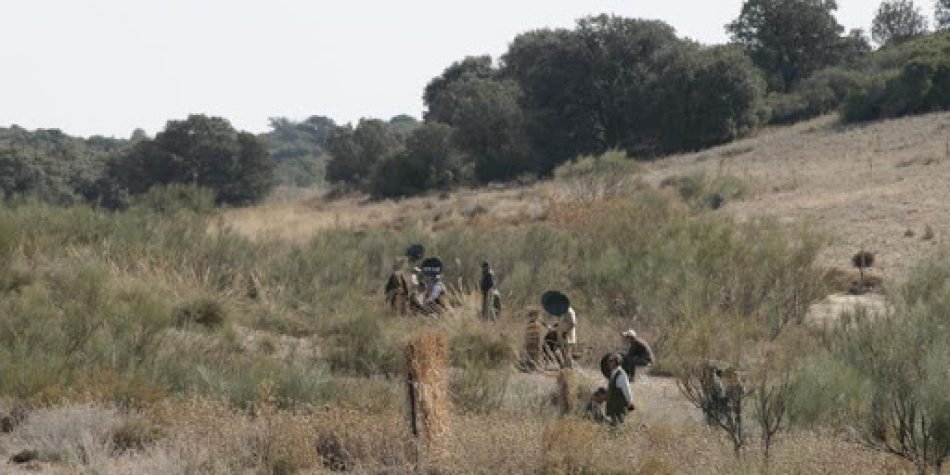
xmin=2 ymin=113 xmax=950 ymax=473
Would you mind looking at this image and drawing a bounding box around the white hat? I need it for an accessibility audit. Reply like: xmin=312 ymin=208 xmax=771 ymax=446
xmin=622 ymin=329 xmax=637 ymax=338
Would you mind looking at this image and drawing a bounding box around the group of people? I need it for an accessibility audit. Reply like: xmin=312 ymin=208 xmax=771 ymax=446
xmin=385 ymin=245 xmax=657 ymax=426
xmin=586 ymin=330 xmax=656 ymax=425
xmin=384 ymin=256 xmax=446 ymax=315
xmin=385 ymin=246 xmax=501 ymax=319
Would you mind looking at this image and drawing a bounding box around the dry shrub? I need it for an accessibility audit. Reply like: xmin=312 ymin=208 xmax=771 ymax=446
xmin=311 ymin=409 xmax=415 ymax=472
xmin=173 ymin=297 xmax=228 ymax=329
xmin=5 ymin=403 xmax=122 ymax=465
xmin=823 ymin=267 xmax=884 ymax=293
xmin=557 ymin=368 xmax=577 ymax=415
xmin=450 ymin=366 xmax=509 ymax=415
xmin=405 ymin=330 xmax=451 ymax=445
xmin=249 ymin=381 xmax=321 ymax=475
xmin=112 ymin=416 xmax=164 ymax=453
xmin=545 ymin=197 xmax=633 ymax=233
xmin=449 ymin=323 xmax=516 ymax=370
xmin=541 ymin=418 xmax=618 ymax=474
xmin=150 ymin=396 xmax=324 ymax=474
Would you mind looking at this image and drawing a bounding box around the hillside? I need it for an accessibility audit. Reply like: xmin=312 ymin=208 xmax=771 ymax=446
xmin=646 ymin=111 xmax=950 ymax=281
xmin=225 ymin=111 xmax=950 ymax=284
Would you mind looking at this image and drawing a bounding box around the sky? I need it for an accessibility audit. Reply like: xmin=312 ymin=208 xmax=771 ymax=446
xmin=0 ymin=0 xmax=928 ymax=138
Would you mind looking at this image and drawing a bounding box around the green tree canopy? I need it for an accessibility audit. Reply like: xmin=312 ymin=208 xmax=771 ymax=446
xmin=872 ymin=0 xmax=929 ymax=47
xmin=368 ymin=122 xmax=468 ymax=198
xmin=109 ymin=114 xmax=274 ymax=205
xmin=325 ymin=119 xmax=402 ymax=187
xmin=423 ymin=55 xmax=496 ymax=123
xmin=727 ymin=0 xmax=850 ymax=92
xmin=433 ymin=77 xmax=533 ymax=182
xmin=935 ymin=0 xmax=950 ymax=30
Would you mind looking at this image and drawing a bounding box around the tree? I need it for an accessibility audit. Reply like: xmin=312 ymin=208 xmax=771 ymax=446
xmin=368 ymin=122 xmax=468 ymax=198
xmin=325 ymin=119 xmax=402 ymax=187
xmin=502 ymin=16 xmax=683 ymax=164
xmin=388 ymin=114 xmax=421 ymax=137
xmin=654 ymin=45 xmax=767 ymax=150
xmin=937 ymin=0 xmax=950 ymax=30
xmin=435 ymin=77 xmax=534 ymax=182
xmin=264 ymin=116 xmax=336 ymax=187
xmin=423 ymin=56 xmax=496 ymax=123
xmin=872 ymin=0 xmax=928 ymax=47
xmin=727 ymin=0 xmax=848 ymax=92
xmin=109 ymin=114 xmax=275 ymax=205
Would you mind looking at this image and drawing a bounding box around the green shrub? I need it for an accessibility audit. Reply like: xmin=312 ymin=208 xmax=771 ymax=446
xmin=325 ymin=313 xmax=400 ymax=377
xmin=554 ymin=150 xmax=641 ymax=202
xmin=767 ymin=68 xmax=864 ymax=124
xmin=130 ymin=183 xmax=217 ymax=215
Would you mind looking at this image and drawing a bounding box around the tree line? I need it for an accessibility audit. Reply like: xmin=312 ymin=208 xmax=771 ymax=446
xmin=326 ymin=0 xmax=950 ymax=198
xmin=2 ymin=0 xmax=950 ymax=205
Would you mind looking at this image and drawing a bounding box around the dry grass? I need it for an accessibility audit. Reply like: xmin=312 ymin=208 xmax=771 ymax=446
xmin=0 ymin=394 xmax=926 ymax=474
xmin=406 ymin=330 xmax=451 ymax=447
xmin=219 ymin=184 xmax=553 ymax=242
xmin=644 ymin=112 xmax=950 ymax=281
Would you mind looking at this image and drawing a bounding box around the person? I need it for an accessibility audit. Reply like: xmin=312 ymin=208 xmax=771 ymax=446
xmin=384 ymin=259 xmax=411 ymax=315
xmin=424 ymin=274 xmax=446 ymax=314
xmin=409 ymin=267 xmax=425 ymax=313
xmin=524 ymin=308 xmax=547 ymax=370
xmin=621 ymin=329 xmax=655 ymax=380
xmin=605 ymin=353 xmax=635 ymax=424
xmin=557 ymin=306 xmax=577 ymax=368
xmin=704 ymin=367 xmax=731 ymax=426
xmin=585 ymin=387 xmax=609 ymax=424
xmin=480 ymin=261 xmax=499 ymax=321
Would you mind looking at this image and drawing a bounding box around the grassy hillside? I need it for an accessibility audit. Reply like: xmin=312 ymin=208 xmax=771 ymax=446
xmin=1 ymin=113 xmax=949 ymax=473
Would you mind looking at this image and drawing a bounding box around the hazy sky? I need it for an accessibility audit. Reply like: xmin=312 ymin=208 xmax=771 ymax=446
xmin=0 ymin=0 xmax=927 ymax=138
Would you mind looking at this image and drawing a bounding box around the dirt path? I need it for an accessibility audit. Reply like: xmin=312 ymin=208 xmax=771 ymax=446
xmin=507 ymin=367 xmax=702 ymax=425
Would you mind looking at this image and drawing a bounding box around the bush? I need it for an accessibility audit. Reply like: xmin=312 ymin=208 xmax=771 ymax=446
xmin=797 ymin=257 xmax=950 ymax=473
xmin=450 ymin=366 xmax=510 ymax=414
xmin=660 ymin=172 xmax=749 ymax=209
xmin=130 ymin=184 xmax=216 ymax=215
xmin=326 ymin=313 xmax=401 ymax=377
xmin=450 ymin=328 xmax=516 ymax=370
xmin=768 ymin=68 xmax=864 ymax=124
xmin=844 ymin=56 xmax=950 ymax=122
xmin=173 ymin=297 xmax=228 ymax=329
xmin=554 ymin=150 xmax=641 ymax=202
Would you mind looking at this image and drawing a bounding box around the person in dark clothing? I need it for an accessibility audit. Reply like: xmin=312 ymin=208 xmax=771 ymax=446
xmin=384 ymin=259 xmax=411 ymax=315
xmin=621 ymin=329 xmax=655 ymax=380
xmin=605 ymin=353 xmax=635 ymax=425
xmin=480 ymin=261 xmax=499 ymax=320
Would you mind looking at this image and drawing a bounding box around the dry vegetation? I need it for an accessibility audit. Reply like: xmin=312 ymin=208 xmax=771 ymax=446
xmin=3 ymin=113 xmax=950 ymax=473
xmin=646 ymin=111 xmax=950 ymax=282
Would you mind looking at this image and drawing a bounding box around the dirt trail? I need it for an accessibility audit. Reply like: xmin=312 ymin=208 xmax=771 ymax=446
xmin=507 ymin=366 xmax=702 ymax=425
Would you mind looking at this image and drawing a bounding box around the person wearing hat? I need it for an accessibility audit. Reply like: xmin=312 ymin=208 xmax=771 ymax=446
xmin=557 ymin=306 xmax=577 ymax=368
xmin=621 ymin=329 xmax=655 ymax=381
xmin=479 ymin=261 xmax=498 ymax=321
xmin=605 ymin=353 xmax=635 ymax=424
